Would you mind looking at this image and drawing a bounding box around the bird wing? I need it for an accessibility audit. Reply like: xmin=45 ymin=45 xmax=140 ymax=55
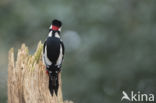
xmin=42 ymin=41 xmax=52 ymax=66
xmin=60 ymin=41 xmax=65 ymax=56
xmin=56 ymin=41 xmax=65 ymax=67
xmin=42 ymin=41 xmax=46 ymax=65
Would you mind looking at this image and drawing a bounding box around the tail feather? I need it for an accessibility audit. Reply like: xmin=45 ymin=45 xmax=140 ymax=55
xmin=54 ymin=77 xmax=59 ymax=96
xmin=49 ymin=76 xmax=54 ymax=96
xmin=49 ymin=73 xmax=59 ymax=96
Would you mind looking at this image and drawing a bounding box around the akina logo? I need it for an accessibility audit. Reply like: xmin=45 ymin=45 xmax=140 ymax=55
xmin=121 ymin=91 xmax=155 ymax=102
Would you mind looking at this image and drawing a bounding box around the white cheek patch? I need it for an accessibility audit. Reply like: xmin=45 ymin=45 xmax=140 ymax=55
xmin=48 ymin=31 xmax=52 ymax=37
xmin=49 ymin=25 xmax=52 ymax=29
xmin=58 ymin=27 xmax=61 ymax=31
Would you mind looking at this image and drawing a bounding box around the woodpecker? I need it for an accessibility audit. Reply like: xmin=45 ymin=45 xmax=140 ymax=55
xmin=42 ymin=19 xmax=65 ymax=96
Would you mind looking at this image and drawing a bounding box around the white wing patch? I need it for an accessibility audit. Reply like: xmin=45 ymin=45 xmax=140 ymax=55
xmin=56 ymin=44 xmax=63 ymax=66
xmin=44 ymin=45 xmax=52 ymax=66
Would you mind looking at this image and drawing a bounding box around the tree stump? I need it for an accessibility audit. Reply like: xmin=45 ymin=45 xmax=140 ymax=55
xmin=8 ymin=42 xmax=72 ymax=103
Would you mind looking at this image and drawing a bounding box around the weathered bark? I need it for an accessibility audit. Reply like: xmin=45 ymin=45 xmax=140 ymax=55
xmin=8 ymin=41 xmax=73 ymax=103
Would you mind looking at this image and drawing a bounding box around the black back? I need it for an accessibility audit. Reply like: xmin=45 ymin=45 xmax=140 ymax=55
xmin=46 ymin=37 xmax=61 ymax=64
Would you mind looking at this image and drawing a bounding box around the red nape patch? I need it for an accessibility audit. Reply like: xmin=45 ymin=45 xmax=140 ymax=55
xmin=52 ymin=25 xmax=59 ymax=31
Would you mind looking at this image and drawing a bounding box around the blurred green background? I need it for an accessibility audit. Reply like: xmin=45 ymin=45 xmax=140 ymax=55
xmin=0 ymin=0 xmax=156 ymax=103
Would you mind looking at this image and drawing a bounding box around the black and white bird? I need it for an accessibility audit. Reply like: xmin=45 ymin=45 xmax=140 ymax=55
xmin=42 ymin=19 xmax=65 ymax=96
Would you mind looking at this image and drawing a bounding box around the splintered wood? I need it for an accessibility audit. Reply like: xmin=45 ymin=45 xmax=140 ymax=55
xmin=8 ymin=42 xmax=71 ymax=103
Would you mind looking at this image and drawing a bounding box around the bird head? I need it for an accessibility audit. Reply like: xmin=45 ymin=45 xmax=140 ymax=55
xmin=49 ymin=19 xmax=62 ymax=31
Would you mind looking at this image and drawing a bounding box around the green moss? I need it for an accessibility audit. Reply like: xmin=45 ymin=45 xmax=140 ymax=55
xmin=30 ymin=41 xmax=43 ymax=71
xmin=34 ymin=41 xmax=43 ymax=63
